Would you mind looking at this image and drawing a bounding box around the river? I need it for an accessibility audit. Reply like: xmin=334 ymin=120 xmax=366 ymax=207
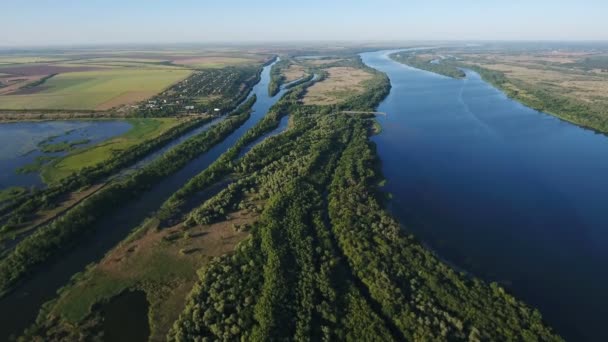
xmin=0 ymin=58 xmax=286 ymax=339
xmin=361 ymin=50 xmax=608 ymax=341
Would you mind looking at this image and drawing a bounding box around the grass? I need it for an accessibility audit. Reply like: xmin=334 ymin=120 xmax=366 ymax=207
xmin=39 ymin=139 xmax=90 ymax=153
xmin=48 ymin=205 xmax=254 ymax=340
xmin=283 ymin=63 xmax=307 ymax=82
xmin=0 ymin=186 xmax=28 ymax=203
xmin=175 ymin=56 xmax=261 ymax=69
xmin=40 ymin=117 xmax=182 ymax=184
xmin=0 ymin=57 xmax=66 ymax=64
xmin=0 ymin=69 xmax=191 ymax=110
xmin=302 ymin=66 xmax=373 ymax=105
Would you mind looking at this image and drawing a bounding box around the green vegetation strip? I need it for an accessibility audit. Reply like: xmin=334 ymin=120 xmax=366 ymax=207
xmin=0 ymin=97 xmax=256 ymax=295
xmin=390 ymin=51 xmax=465 ymax=79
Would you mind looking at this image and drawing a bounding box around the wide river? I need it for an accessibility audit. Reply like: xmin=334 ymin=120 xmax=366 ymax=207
xmin=361 ymin=50 xmax=608 ymax=341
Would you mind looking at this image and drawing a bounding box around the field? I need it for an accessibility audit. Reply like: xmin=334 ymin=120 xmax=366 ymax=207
xmin=40 ymin=117 xmax=183 ymax=184
xmin=174 ymin=56 xmax=263 ymax=69
xmin=0 ymin=48 xmax=271 ymax=112
xmin=0 ymin=69 xmax=191 ymax=111
xmin=302 ymin=66 xmax=373 ymax=105
xmin=282 ymin=63 xmax=307 ymax=82
xmin=457 ymin=52 xmax=608 ymax=105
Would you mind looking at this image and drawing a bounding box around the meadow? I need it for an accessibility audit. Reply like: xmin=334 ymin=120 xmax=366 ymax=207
xmin=302 ymin=66 xmax=373 ymax=105
xmin=0 ymin=48 xmax=270 ymax=112
xmin=41 ymin=117 xmax=183 ymax=184
xmin=0 ymin=69 xmax=191 ymax=111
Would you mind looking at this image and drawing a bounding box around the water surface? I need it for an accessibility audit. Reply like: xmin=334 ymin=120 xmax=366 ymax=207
xmin=361 ymin=50 xmax=608 ymax=341
xmin=0 ymin=120 xmax=132 ymax=190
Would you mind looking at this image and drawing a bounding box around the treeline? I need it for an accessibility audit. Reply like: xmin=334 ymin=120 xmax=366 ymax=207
xmin=466 ymin=64 xmax=608 ymax=134
xmin=391 ymin=51 xmax=466 ymax=79
xmin=0 ymin=97 xmax=257 ymax=296
xmin=0 ymin=117 xmax=210 ymax=237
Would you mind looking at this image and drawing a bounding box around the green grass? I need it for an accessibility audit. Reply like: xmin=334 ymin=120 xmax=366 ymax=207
xmin=39 ymin=139 xmax=90 ymax=153
xmin=16 ymin=156 xmax=58 ymax=174
xmin=49 ymin=217 xmax=204 ymax=340
xmin=0 ymin=186 xmax=28 ymax=203
xmin=40 ymin=118 xmax=182 ymax=184
xmin=0 ymin=69 xmax=191 ymax=110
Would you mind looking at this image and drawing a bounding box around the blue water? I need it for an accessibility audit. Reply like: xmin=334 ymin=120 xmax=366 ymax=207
xmin=0 ymin=120 xmax=132 ymax=190
xmin=361 ymin=50 xmax=608 ymax=341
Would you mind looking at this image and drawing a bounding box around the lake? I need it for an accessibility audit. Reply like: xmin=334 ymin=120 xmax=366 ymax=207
xmin=0 ymin=120 xmax=132 ymax=190
xmin=361 ymin=50 xmax=608 ymax=342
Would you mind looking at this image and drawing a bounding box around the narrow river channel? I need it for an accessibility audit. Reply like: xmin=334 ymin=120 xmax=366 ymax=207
xmin=0 ymin=58 xmax=286 ymax=339
xmin=361 ymin=50 xmax=608 ymax=341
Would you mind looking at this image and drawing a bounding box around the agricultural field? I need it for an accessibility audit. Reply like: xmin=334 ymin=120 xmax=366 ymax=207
xmin=302 ymin=66 xmax=373 ymax=105
xmin=0 ymin=69 xmax=191 ymax=111
xmin=0 ymin=48 xmax=271 ymax=112
xmin=41 ymin=117 xmax=184 ymax=184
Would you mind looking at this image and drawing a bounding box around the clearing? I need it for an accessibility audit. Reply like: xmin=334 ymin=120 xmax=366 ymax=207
xmin=302 ymin=66 xmax=373 ymax=105
xmin=47 ymin=204 xmax=256 ymax=341
xmin=282 ymin=63 xmax=307 ymax=82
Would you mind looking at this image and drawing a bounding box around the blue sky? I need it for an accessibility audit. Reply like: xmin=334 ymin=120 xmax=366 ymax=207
xmin=3 ymin=0 xmax=607 ymax=46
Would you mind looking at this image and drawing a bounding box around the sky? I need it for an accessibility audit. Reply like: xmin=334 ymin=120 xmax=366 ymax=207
xmin=3 ymin=0 xmax=607 ymax=46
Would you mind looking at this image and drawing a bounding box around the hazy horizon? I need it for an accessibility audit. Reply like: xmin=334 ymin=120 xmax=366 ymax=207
xmin=4 ymin=0 xmax=607 ymax=47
